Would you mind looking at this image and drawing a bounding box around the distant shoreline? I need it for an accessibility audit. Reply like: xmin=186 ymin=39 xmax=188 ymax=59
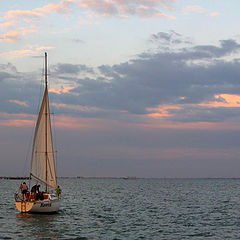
xmin=0 ymin=176 xmax=29 ymax=180
xmin=0 ymin=176 xmax=238 ymax=180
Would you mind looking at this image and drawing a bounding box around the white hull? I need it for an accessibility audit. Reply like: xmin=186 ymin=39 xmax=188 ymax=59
xmin=30 ymin=199 xmax=61 ymax=213
xmin=15 ymin=194 xmax=61 ymax=213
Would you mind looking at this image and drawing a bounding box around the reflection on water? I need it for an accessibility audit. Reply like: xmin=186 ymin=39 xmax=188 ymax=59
xmin=16 ymin=212 xmax=59 ymax=221
xmin=16 ymin=212 xmax=63 ymax=239
xmin=1 ymin=178 xmax=240 ymax=239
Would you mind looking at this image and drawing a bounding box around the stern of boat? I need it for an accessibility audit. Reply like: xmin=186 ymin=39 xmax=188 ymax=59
xmin=15 ymin=201 xmax=35 ymax=213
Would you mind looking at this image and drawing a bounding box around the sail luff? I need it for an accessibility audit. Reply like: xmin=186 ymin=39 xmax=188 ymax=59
xmin=45 ymin=52 xmax=48 ymax=192
xmin=30 ymin=52 xmax=57 ymax=190
xmin=47 ymin=104 xmax=57 ymax=184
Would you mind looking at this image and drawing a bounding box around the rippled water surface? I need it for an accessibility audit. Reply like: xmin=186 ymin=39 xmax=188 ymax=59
xmin=1 ymin=178 xmax=240 ymax=239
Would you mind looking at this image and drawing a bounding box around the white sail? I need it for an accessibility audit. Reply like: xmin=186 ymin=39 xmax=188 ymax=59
xmin=30 ymin=80 xmax=57 ymax=189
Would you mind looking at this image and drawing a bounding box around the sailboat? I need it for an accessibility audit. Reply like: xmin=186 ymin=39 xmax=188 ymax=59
xmin=15 ymin=52 xmax=61 ymax=213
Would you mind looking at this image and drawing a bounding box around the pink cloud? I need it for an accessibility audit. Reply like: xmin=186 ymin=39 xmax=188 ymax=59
xmin=53 ymin=115 xmax=111 ymax=130
xmin=199 ymin=94 xmax=240 ymax=108
xmin=52 ymin=103 xmax=100 ymax=112
xmin=0 ymin=0 xmax=176 ymax=39
xmin=152 ymin=12 xmax=176 ymax=19
xmin=76 ymin=0 xmax=176 ymax=19
xmin=147 ymin=105 xmax=181 ymax=119
xmin=139 ymin=120 xmax=240 ymax=131
xmin=0 ymin=0 xmax=74 ymax=42
xmin=35 ymin=0 xmax=74 ymax=14
xmin=0 ymin=28 xmax=35 ymax=42
xmin=209 ymin=12 xmax=219 ymax=17
xmin=0 ymin=31 xmax=19 ymax=42
xmin=0 ymin=45 xmax=53 ymax=59
xmin=77 ymin=0 xmax=118 ymax=17
xmin=0 ymin=113 xmax=35 ymax=127
xmin=4 ymin=1 xmax=74 ymax=20
xmin=135 ymin=5 xmax=175 ymax=19
xmin=184 ymin=5 xmax=207 ymax=14
xmin=49 ymin=87 xmax=75 ymax=94
xmin=0 ymin=119 xmax=34 ymax=127
xmin=18 ymin=28 xmax=36 ymax=35
xmin=184 ymin=5 xmax=219 ymax=17
xmin=9 ymin=100 xmax=28 ymax=107
xmin=0 ymin=21 xmax=16 ymax=29
xmin=4 ymin=10 xmax=42 ymax=20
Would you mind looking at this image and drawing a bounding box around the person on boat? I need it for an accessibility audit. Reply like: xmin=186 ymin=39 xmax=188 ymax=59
xmin=31 ymin=185 xmax=37 ymax=193
xmin=30 ymin=188 xmax=36 ymax=201
xmin=31 ymin=184 xmax=40 ymax=193
xmin=20 ymin=182 xmax=28 ymax=201
xmin=36 ymin=191 xmax=44 ymax=200
xmin=56 ymin=186 xmax=61 ymax=197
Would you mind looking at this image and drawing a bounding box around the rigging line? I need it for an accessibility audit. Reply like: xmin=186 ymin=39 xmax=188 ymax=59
xmin=51 ymin=97 xmax=58 ymax=179
xmin=22 ymin=125 xmax=34 ymax=179
xmin=31 ymin=60 xmax=45 ymax=176
xmin=37 ymin=58 xmax=45 ymax=115
xmin=30 ymin=173 xmax=55 ymax=189
xmin=47 ymin=57 xmax=59 ymax=179
xmin=21 ymin=58 xmax=45 ymax=181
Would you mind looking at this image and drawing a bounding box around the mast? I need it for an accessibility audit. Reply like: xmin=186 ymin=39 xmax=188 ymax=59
xmin=45 ymin=52 xmax=48 ymax=192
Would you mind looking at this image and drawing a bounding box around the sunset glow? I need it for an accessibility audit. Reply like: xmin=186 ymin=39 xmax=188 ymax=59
xmin=1 ymin=0 xmax=240 ymax=178
xmin=199 ymin=94 xmax=240 ymax=108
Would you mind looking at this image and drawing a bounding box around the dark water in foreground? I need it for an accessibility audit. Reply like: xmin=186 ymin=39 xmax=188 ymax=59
xmin=1 ymin=178 xmax=240 ymax=239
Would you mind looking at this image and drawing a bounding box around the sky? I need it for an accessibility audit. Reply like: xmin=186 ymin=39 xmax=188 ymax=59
xmin=1 ymin=0 xmax=240 ymax=178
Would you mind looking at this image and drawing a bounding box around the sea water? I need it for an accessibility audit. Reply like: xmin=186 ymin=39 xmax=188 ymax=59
xmin=1 ymin=178 xmax=240 ymax=239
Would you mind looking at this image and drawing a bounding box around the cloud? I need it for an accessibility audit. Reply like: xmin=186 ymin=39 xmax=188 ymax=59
xmin=1 ymin=32 xmax=240 ymax=126
xmin=4 ymin=10 xmax=42 ymax=20
xmin=52 ymin=63 xmax=94 ymax=75
xmin=3 ymin=37 xmax=240 ymax=179
xmin=4 ymin=1 xmax=74 ymax=21
xmin=0 ymin=21 xmax=16 ymax=29
xmin=49 ymin=87 xmax=75 ymax=94
xmin=192 ymin=39 xmax=240 ymax=58
xmin=0 ymin=0 xmax=176 ymax=44
xmin=0 ymin=0 xmax=74 ymax=43
xmin=34 ymin=0 xmax=75 ymax=15
xmin=9 ymin=100 xmax=28 ymax=107
xmin=0 ymin=28 xmax=36 ymax=43
xmin=150 ymin=30 xmax=192 ymax=46
xmin=2 ymin=0 xmax=176 ymax=24
xmin=49 ymin=35 xmax=240 ymax=123
xmin=0 ymin=31 xmax=20 ymax=42
xmin=209 ymin=12 xmax=219 ymax=17
xmin=199 ymin=94 xmax=240 ymax=108
xmin=0 ymin=113 xmax=35 ymax=127
xmin=76 ymin=0 xmax=176 ymax=19
xmin=184 ymin=5 xmax=219 ymax=17
xmin=0 ymin=119 xmax=34 ymax=127
xmin=0 ymin=46 xmax=53 ymax=59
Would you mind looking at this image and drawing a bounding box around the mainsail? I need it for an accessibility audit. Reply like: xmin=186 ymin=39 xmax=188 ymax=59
xmin=30 ymin=53 xmax=57 ymax=189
